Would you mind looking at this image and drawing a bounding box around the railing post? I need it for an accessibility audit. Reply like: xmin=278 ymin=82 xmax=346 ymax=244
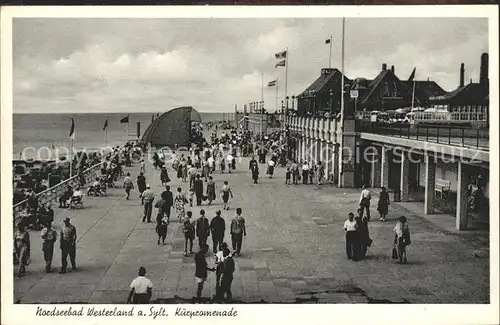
xmin=477 ymin=128 xmax=480 ymax=148
xmin=436 ymin=126 xmax=440 ymax=143
xmin=416 ymin=125 xmax=419 ymax=140
xmin=407 ymin=125 xmax=410 ymax=139
xmin=448 ymin=127 xmax=451 ymax=145
xmin=461 ymin=128 xmax=465 ymax=146
xmin=426 ymin=126 xmax=429 ymax=142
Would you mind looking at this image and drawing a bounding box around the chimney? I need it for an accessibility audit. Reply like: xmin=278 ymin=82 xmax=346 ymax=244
xmin=391 ymin=65 xmax=395 ymax=74
xmin=470 ymin=78 xmax=473 ymax=84
xmin=382 ymin=63 xmax=387 ymax=71
xmin=460 ymin=63 xmax=465 ymax=87
xmin=480 ymin=53 xmax=489 ymax=85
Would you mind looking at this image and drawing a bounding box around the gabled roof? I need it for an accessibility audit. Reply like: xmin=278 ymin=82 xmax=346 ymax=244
xmin=298 ymin=68 xmax=350 ymax=97
xmin=431 ymin=83 xmax=488 ymax=102
xmin=361 ymin=70 xmax=391 ymax=104
xmin=403 ymin=80 xmax=447 ymax=97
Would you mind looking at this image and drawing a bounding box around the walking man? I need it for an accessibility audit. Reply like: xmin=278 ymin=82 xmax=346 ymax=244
xmin=210 ymin=210 xmax=226 ymax=254
xmin=291 ymin=161 xmax=299 ymax=185
xmin=193 ymin=175 xmax=204 ymax=206
xmin=127 ymin=267 xmax=153 ymax=304
xmin=301 ymin=161 xmax=309 ymax=185
xmin=230 ymin=208 xmax=246 ymax=256
xmin=344 ymin=213 xmax=357 ymax=260
xmin=196 ymin=210 xmax=210 ymax=249
xmin=161 ymin=185 xmax=174 ymax=222
xmin=194 ymin=244 xmax=215 ymax=301
xmin=40 ymin=220 xmax=57 ymax=273
xmin=137 ymin=172 xmax=146 ymax=204
xmin=59 ymin=217 xmax=77 ymax=274
xmin=217 ymin=245 xmax=235 ymax=302
xmin=183 ymin=211 xmax=195 ymax=256
xmin=123 ymin=172 xmax=134 ymax=200
xmin=142 ymin=184 xmax=155 ymax=223
xmin=359 ymin=185 xmax=372 ymax=221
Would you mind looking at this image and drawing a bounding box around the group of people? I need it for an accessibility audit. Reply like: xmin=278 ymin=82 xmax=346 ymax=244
xmin=124 ymin=150 xmax=247 ymax=303
xmin=12 ymin=146 xmax=135 ymax=277
xmin=14 ymin=216 xmax=78 ymax=276
xmin=286 ymin=160 xmax=326 ymax=186
xmin=343 ymin=185 xmax=411 ymax=263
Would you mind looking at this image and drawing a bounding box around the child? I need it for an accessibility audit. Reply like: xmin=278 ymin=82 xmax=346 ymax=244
xmin=285 ymin=168 xmax=291 ymax=185
xmin=188 ymin=186 xmax=195 ymax=207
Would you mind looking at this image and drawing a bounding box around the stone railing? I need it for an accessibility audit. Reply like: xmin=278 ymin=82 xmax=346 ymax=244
xmin=13 ymin=161 xmax=105 ymax=225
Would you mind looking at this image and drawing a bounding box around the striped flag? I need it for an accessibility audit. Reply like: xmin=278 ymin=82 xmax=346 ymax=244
xmin=325 ymin=39 xmax=331 ymax=44
xmin=268 ymin=80 xmax=277 ymax=87
xmin=69 ymin=118 xmax=75 ymax=139
xmin=275 ymin=50 xmax=287 ymax=59
xmin=103 ymin=119 xmax=108 ymax=131
xmin=275 ymin=60 xmax=286 ymax=68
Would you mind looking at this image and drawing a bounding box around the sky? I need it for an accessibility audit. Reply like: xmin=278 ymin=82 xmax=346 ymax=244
xmin=13 ymin=17 xmax=488 ymax=113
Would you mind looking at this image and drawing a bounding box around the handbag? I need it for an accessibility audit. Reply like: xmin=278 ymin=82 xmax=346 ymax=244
xmin=391 ymin=246 xmax=398 ymax=259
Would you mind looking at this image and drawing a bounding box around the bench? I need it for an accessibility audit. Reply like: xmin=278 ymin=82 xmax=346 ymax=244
xmin=435 ymin=179 xmax=451 ymax=197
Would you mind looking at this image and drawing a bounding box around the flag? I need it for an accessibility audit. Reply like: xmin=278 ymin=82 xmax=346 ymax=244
xmin=268 ymin=80 xmax=277 ymax=87
xmin=103 ymin=119 xmax=108 ymax=131
xmin=275 ymin=60 xmax=286 ymax=68
xmin=69 ymin=118 xmax=75 ymax=139
xmin=408 ymin=67 xmax=416 ymax=82
xmin=120 ymin=115 xmax=129 ymax=123
xmin=325 ymin=39 xmax=331 ymax=44
xmin=275 ymin=50 xmax=287 ymax=59
xmin=52 ymin=144 xmax=56 ymax=149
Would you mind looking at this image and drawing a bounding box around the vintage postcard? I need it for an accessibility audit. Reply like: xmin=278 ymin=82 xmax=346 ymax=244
xmin=1 ymin=5 xmax=498 ymax=325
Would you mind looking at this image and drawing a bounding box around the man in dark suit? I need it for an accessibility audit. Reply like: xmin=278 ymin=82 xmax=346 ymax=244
xmin=209 ymin=210 xmax=226 ymax=254
xmin=161 ymin=186 xmax=174 ymax=222
xmin=196 ymin=209 xmax=210 ymax=249
xmin=193 ymin=174 xmax=204 ymax=206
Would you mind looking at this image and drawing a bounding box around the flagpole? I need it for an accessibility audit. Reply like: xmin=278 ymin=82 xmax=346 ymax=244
xmin=411 ymin=80 xmax=416 ymax=109
xmin=329 ymin=35 xmax=332 ymax=69
xmin=69 ymin=137 xmax=73 ymax=179
xmin=105 ymin=117 xmax=108 ymax=148
xmin=126 ymin=116 xmax=130 ymax=144
xmin=276 ymin=78 xmax=279 ymax=113
xmin=338 ymin=17 xmax=345 ymax=188
xmin=261 ymin=73 xmax=264 ymax=150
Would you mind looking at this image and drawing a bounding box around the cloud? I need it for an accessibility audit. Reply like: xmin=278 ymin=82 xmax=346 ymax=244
xmin=13 ymin=18 xmax=488 ymax=113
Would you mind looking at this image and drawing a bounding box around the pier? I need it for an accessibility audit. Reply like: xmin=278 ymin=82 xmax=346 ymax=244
xmin=13 ymin=156 xmax=488 ymax=303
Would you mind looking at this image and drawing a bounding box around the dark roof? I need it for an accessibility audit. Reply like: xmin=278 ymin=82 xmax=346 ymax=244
xmin=298 ymin=68 xmax=350 ymax=97
xmin=361 ymin=70 xmax=390 ymax=104
xmin=403 ymin=80 xmax=447 ymax=97
xmin=431 ymin=83 xmax=488 ymax=103
xmin=141 ymin=106 xmax=202 ymax=148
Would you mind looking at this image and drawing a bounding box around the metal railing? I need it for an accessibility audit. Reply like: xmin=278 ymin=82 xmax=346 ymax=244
xmin=356 ymin=111 xmax=487 ymax=123
xmin=358 ymin=122 xmax=489 ymax=150
xmin=13 ymin=161 xmax=105 ymax=225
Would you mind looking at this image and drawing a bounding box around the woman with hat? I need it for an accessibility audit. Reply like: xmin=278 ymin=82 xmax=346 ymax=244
xmin=393 ymin=216 xmax=411 ymax=264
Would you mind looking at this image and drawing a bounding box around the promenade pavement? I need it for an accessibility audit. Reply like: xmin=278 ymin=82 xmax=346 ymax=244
xmin=14 ymin=156 xmax=489 ymax=304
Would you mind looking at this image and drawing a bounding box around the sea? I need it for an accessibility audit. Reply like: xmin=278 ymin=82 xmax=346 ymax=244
xmin=13 ymin=112 xmax=225 ymax=160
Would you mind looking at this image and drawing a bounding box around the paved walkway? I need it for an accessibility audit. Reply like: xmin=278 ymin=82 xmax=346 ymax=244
xmin=14 ymin=156 xmax=489 ymax=303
